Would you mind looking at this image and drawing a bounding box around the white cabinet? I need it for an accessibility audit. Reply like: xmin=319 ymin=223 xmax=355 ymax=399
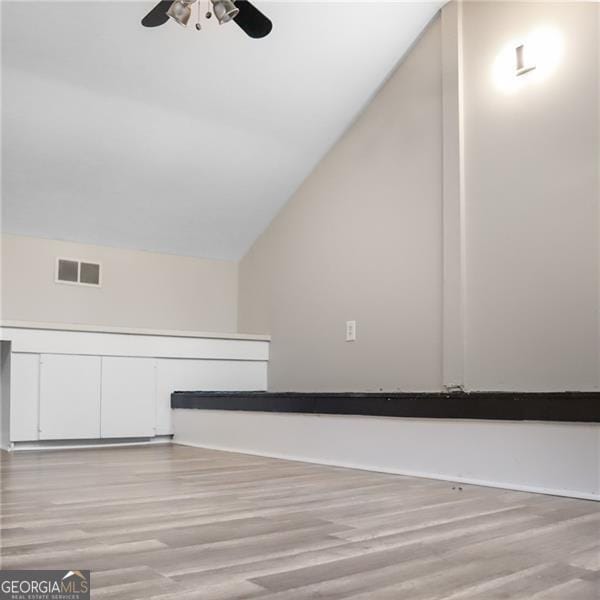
xmin=1 ymin=325 xmax=269 ymax=446
xmin=10 ymin=353 xmax=40 ymax=442
xmin=155 ymin=359 xmax=267 ymax=435
xmin=101 ymin=357 xmax=156 ymax=438
xmin=39 ymin=354 xmax=101 ymax=440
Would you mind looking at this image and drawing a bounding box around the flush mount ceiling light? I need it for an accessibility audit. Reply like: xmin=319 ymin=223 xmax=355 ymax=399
xmin=141 ymin=0 xmax=272 ymax=38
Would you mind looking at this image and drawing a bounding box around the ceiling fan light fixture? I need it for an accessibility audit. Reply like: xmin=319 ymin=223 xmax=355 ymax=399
xmin=212 ymin=0 xmax=239 ymax=24
xmin=167 ymin=0 xmax=192 ymax=27
xmin=141 ymin=0 xmax=272 ymax=37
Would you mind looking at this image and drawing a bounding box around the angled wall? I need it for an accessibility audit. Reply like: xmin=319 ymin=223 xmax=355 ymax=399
xmin=239 ymin=16 xmax=444 ymax=392
xmin=239 ymin=1 xmax=600 ymax=393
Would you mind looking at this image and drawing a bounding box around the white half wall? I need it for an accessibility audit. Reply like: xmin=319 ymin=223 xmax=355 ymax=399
xmin=1 ymin=324 xmax=268 ymax=447
xmin=173 ymin=409 xmax=600 ymax=501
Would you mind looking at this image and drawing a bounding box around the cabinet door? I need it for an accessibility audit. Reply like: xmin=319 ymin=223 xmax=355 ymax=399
xmin=101 ymin=357 xmax=156 ymax=438
xmin=10 ymin=353 xmax=40 ymax=442
xmin=39 ymin=354 xmax=101 ymax=440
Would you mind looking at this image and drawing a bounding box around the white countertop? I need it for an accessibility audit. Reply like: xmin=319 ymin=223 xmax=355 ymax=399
xmin=0 ymin=320 xmax=271 ymax=342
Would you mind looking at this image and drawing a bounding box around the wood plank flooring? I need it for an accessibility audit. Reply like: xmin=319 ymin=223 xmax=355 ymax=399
xmin=1 ymin=444 xmax=598 ymax=599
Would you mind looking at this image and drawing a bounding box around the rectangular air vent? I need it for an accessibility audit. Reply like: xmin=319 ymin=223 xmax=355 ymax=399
xmin=57 ymin=259 xmax=78 ymax=283
xmin=56 ymin=258 xmax=101 ymax=287
xmin=80 ymin=262 xmax=100 ymax=285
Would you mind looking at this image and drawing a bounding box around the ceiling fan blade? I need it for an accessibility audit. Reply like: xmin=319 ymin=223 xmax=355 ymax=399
xmin=233 ymin=1 xmax=272 ymax=39
xmin=141 ymin=0 xmax=174 ymax=27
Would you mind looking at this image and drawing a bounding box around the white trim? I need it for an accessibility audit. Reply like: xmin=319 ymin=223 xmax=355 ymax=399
xmin=8 ymin=435 xmax=172 ymax=452
xmin=441 ymin=1 xmax=466 ymax=390
xmin=173 ymin=410 xmax=600 ymax=502
xmin=0 ymin=320 xmax=270 ymax=342
xmin=173 ymin=440 xmax=600 ymax=502
xmin=1 ymin=328 xmax=269 ymax=360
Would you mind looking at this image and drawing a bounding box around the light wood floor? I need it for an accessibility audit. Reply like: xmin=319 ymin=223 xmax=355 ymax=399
xmin=1 ymin=445 xmax=599 ymax=599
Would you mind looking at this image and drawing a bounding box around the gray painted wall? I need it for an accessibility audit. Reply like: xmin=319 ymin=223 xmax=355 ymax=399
xmin=0 ymin=342 xmax=10 ymax=449
xmin=1 ymin=234 xmax=238 ymax=333
xmin=239 ymin=17 xmax=444 ymax=391
xmin=239 ymin=2 xmax=600 ymax=392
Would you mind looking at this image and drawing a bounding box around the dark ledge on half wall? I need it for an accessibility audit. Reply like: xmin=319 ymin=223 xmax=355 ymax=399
xmin=171 ymin=391 xmax=600 ymax=423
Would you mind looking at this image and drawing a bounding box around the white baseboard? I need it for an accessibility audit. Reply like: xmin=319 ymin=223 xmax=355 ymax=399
xmin=9 ymin=435 xmax=173 ymax=452
xmin=174 ymin=438 xmax=600 ymax=502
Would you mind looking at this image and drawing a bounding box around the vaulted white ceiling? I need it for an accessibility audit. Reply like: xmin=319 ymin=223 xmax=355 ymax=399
xmin=2 ymin=1 xmax=442 ymax=260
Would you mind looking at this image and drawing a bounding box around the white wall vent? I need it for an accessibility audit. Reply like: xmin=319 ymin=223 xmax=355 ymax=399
xmin=56 ymin=258 xmax=101 ymax=287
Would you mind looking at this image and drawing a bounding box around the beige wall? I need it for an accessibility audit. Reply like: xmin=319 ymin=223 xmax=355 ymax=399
xmin=1 ymin=234 xmax=238 ymax=332
xmin=240 ymin=1 xmax=600 ymax=392
xmin=4 ymin=3 xmax=596 ymax=391
xmin=239 ymin=17 xmax=444 ymax=391
xmin=462 ymin=1 xmax=599 ymax=391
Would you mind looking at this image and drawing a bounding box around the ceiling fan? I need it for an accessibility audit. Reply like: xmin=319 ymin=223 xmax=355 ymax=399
xmin=141 ymin=0 xmax=272 ymax=39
